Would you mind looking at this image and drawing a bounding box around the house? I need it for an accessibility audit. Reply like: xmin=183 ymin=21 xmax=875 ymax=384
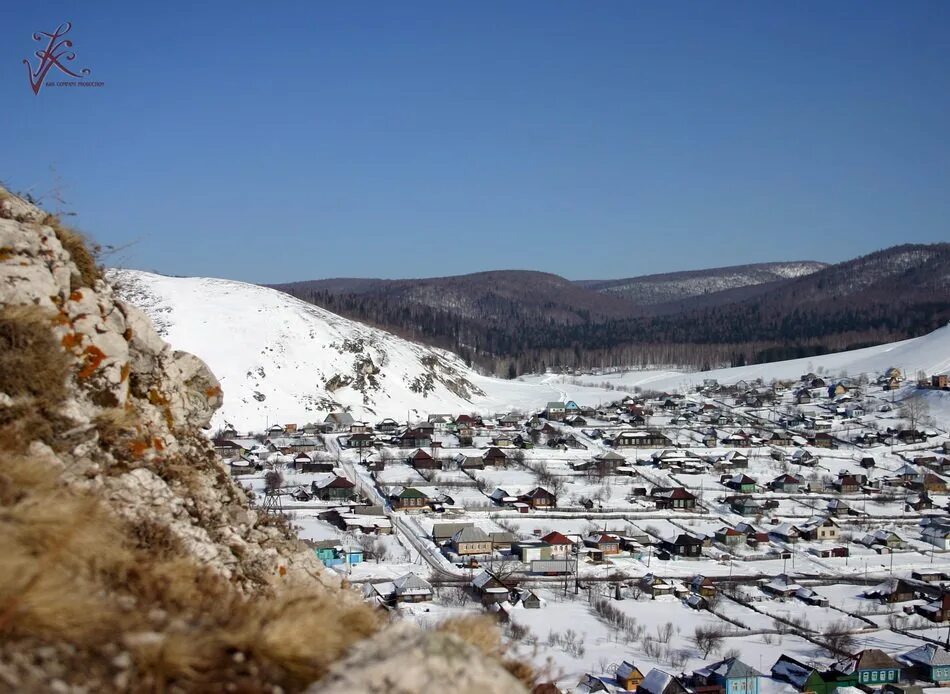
xmin=860 ymin=529 xmax=904 ymax=550
xmin=916 ymin=594 xmax=950 ymax=623
xmin=906 ymin=492 xmax=934 ymax=512
xmin=651 ymin=487 xmax=697 ymax=510
xmin=584 ymin=533 xmax=621 ymax=555
xmin=690 ymin=575 xmax=717 ymax=598
xmin=482 ymin=447 xmax=509 ymax=467
xmin=471 ymin=570 xmax=511 ymax=604
xmin=728 ymin=496 xmax=763 ymax=517
xmin=770 ymin=474 xmax=802 ymax=493
xmin=540 ymin=531 xmax=575 ymax=558
xmin=900 ymin=643 xmax=950 ymax=685
xmin=616 ymin=660 xmax=645 ymax=691
xmin=432 ymin=522 xmax=473 ymax=545
xmin=389 ymin=486 xmax=430 ymax=511
xmin=324 ymin=411 xmax=355 ymax=431
xmin=833 ymin=649 xmax=902 ymax=687
xmin=911 ymin=473 xmax=948 ymax=494
xmin=311 ymin=540 xmax=364 ymax=568
xmin=639 ymin=572 xmax=677 ymax=596
xmin=798 ymin=516 xmax=840 ymax=542
xmin=451 ymin=526 xmax=493 ymax=555
xmin=611 ymin=430 xmax=673 ymax=448
xmin=835 ymin=473 xmax=864 ymax=494
xmin=455 ymin=453 xmax=485 ymax=470
xmin=724 ymin=474 xmax=757 ymax=493
xmin=576 ymin=674 xmax=611 ymax=693
xmin=717 ymin=450 xmax=749 ymax=469
xmin=488 ymin=531 xmax=517 ymax=551
xmin=863 ymin=578 xmax=917 ymax=603
xmin=213 ymin=438 xmax=243 ymax=458
xmin=544 ymin=401 xmax=567 ymax=421
xmin=714 ymin=527 xmax=745 ymax=546
xmin=367 ymin=572 xmax=433 ymax=606
xmin=376 ymin=417 xmax=401 ymax=434
xmin=310 ymin=475 xmax=356 ymax=501
xmin=933 ymin=374 xmax=949 ymax=390
xmin=769 ymin=522 xmax=800 ymax=543
xmin=771 ymin=655 xmax=838 ymax=694
xmin=761 ymin=575 xmax=803 ymax=598
xmin=520 ymin=487 xmax=556 ymax=509
xmin=693 ymin=658 xmax=762 ymax=694
xmin=660 ymin=533 xmax=703 ymax=558
xmin=394 ymin=427 xmax=432 ymax=448
xmin=639 ymin=669 xmax=688 ymax=694
xmin=408 ymin=448 xmax=439 ymax=470
xmin=766 ymin=431 xmax=793 ymax=447
xmin=922 ymin=524 xmax=950 ymax=549
xmin=812 ymin=432 xmax=836 ymax=449
xmin=590 ymin=450 xmax=626 ymax=474
xmin=826 ymin=499 xmax=853 ymax=517
xmin=515 ymin=541 xmax=552 ymax=563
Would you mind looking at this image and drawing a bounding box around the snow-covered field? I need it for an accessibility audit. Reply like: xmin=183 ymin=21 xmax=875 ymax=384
xmin=524 ymin=324 xmax=950 ymax=397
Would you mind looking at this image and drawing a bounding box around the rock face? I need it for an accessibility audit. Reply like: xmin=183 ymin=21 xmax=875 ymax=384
xmin=0 ymin=187 xmax=527 ymax=692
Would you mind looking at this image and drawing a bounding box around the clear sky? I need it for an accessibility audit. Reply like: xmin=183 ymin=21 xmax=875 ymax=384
xmin=3 ymin=2 xmax=949 ymax=283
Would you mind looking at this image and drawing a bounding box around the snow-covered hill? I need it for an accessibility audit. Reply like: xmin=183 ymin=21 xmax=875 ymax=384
xmin=110 ymin=270 xmax=625 ymax=430
xmin=525 ymin=324 xmax=950 ymax=394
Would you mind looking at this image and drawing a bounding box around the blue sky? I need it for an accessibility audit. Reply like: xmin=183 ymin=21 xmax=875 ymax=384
xmin=3 ymin=2 xmax=949 ymax=283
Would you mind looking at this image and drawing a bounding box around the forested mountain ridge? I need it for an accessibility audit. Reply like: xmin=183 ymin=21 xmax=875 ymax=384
xmin=271 ymin=245 xmax=950 ymax=376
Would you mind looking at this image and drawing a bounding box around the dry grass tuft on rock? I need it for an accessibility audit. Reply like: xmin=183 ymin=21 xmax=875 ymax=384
xmin=0 ymin=437 xmax=385 ymax=691
xmin=41 ymin=213 xmax=101 ymax=288
xmin=439 ymin=615 xmax=537 ymax=688
xmin=0 ymin=305 xmax=70 ymax=401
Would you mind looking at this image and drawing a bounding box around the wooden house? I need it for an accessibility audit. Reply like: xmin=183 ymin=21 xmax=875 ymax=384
xmin=771 ymin=655 xmax=838 ymax=694
xmin=482 ymin=446 xmax=509 ymax=467
xmin=900 ymin=643 xmax=950 ymax=685
xmin=798 ymin=516 xmax=840 ymax=542
xmin=639 ymin=669 xmax=687 ymax=694
xmin=389 ymin=487 xmax=430 ymax=511
xmin=660 ymin=533 xmax=703 ymax=558
xmin=692 ymin=658 xmax=762 ymax=694
xmin=408 ymin=448 xmax=439 ymax=470
xmin=616 ymin=660 xmax=645 ymax=692
xmin=650 ymin=487 xmax=697 ymax=510
xmin=769 ymin=474 xmax=801 ymax=493
xmin=310 ymin=475 xmax=356 ymax=501
xmin=584 ymin=533 xmax=621 ymax=555
xmin=451 ymin=526 xmax=492 ymax=555
xmin=394 ymin=427 xmax=432 ymax=448
xmin=520 ymin=487 xmax=556 ymax=509
xmin=833 ymin=649 xmax=902 ymax=687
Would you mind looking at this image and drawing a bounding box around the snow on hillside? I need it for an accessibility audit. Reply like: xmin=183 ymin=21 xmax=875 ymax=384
xmin=594 ymin=261 xmax=828 ymax=304
xmin=110 ymin=270 xmax=626 ymax=430
xmin=525 ymin=324 xmax=950 ymax=395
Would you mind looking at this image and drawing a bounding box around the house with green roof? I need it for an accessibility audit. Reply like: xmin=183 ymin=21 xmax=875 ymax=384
xmin=389 ymin=486 xmax=430 ymax=511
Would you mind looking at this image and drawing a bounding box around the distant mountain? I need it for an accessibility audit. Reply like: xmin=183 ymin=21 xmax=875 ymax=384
xmin=271 ymin=244 xmax=950 ymax=375
xmin=576 ymin=261 xmax=828 ymax=305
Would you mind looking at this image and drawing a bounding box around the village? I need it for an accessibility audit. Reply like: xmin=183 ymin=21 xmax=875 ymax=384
xmin=214 ymin=367 xmax=950 ymax=694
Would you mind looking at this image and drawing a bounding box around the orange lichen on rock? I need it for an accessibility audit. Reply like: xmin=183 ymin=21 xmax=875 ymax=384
xmin=78 ymin=345 xmax=107 ymax=379
xmin=61 ymin=332 xmax=84 ymax=350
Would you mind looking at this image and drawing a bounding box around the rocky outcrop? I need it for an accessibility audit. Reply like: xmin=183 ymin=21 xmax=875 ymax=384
xmin=0 ymin=187 xmax=528 ymax=692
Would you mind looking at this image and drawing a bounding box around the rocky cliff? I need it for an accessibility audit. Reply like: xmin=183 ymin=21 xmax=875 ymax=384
xmin=0 ymin=187 xmax=529 ymax=692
